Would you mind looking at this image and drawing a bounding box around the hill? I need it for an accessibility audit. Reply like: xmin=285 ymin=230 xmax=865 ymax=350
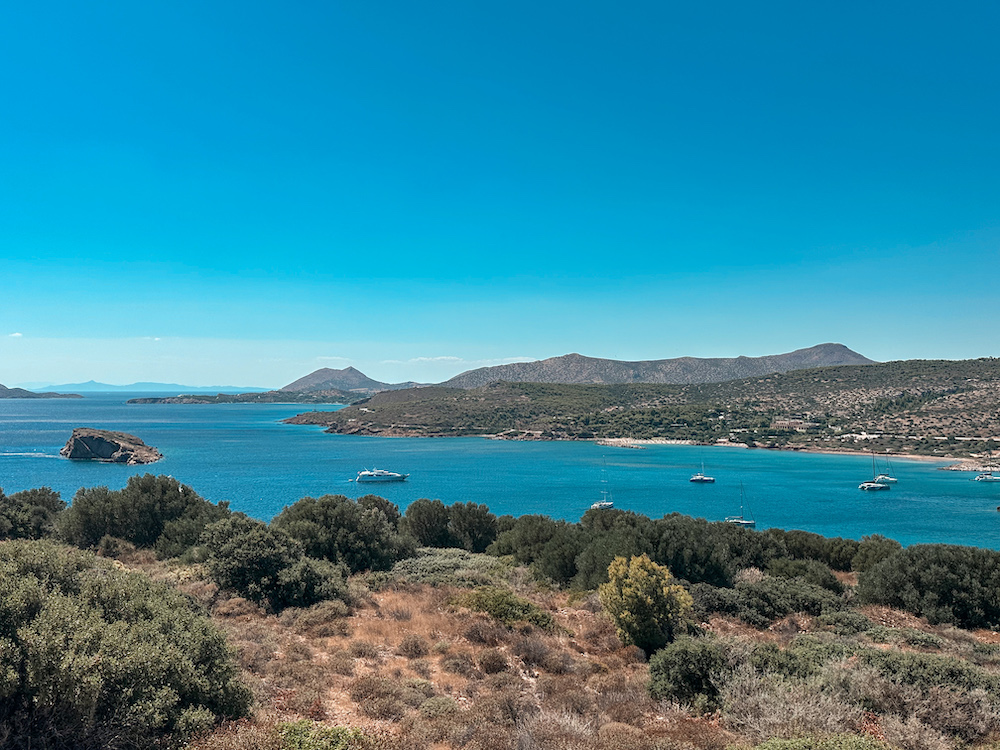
xmin=287 ymin=357 xmax=1000 ymax=457
xmin=443 ymin=343 xmax=874 ymax=388
xmin=281 ymin=366 xmax=421 ymax=394
xmin=0 ymin=383 xmax=81 ymax=399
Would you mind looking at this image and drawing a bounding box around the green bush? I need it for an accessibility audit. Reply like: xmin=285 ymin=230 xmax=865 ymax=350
xmin=753 ymin=736 xmax=890 ymax=750
xmin=647 ymin=636 xmax=728 ymax=709
xmin=271 ymin=494 xmax=415 ymax=573
xmin=857 ymin=544 xmax=1000 ymax=628
xmin=0 ymin=486 xmax=65 ymax=540
xmin=691 ymin=576 xmax=843 ymax=628
xmin=366 ymin=547 xmax=511 ymax=589
xmin=0 ymin=540 xmax=250 ymax=749
xmin=201 ymin=515 xmax=348 ymax=612
xmin=454 ymin=586 xmax=554 ymax=630
xmin=276 ymin=719 xmax=364 ymax=750
xmin=768 ymin=558 xmax=844 ymax=594
xmin=59 ymin=474 xmax=229 ymax=556
xmin=851 ymin=534 xmax=902 ymax=573
xmin=599 ymin=554 xmax=693 ymax=655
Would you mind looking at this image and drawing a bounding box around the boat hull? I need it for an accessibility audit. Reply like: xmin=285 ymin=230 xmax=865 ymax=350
xmin=356 ymin=473 xmax=409 ymax=483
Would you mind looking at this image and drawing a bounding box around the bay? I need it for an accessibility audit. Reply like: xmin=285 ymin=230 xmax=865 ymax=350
xmin=2 ymin=393 xmax=999 ymax=549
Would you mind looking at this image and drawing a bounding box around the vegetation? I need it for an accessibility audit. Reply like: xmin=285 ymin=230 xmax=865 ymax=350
xmin=14 ymin=474 xmax=1000 ymax=748
xmin=0 ymin=540 xmax=250 ymax=749
xmin=599 ymin=555 xmax=692 ymax=655
xmin=201 ymin=515 xmax=349 ymax=612
xmin=288 ymin=357 xmax=1000 ymax=456
xmin=0 ymin=486 xmax=65 ymax=540
xmin=58 ymin=473 xmax=229 ymax=556
xmin=271 ymin=493 xmax=415 ymax=573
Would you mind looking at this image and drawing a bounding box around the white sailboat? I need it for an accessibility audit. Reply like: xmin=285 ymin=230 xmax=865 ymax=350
xmin=725 ymin=483 xmax=755 ymax=528
xmin=859 ymin=451 xmax=890 ymax=491
xmin=873 ymin=452 xmax=897 ymax=484
xmin=590 ymin=457 xmax=615 ymax=509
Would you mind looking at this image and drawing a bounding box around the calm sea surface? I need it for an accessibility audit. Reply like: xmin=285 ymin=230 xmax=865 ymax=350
xmin=2 ymin=393 xmax=998 ymax=548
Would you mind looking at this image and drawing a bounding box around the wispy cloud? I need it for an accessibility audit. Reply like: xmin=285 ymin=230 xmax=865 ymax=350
xmin=8 ymin=332 xmax=23 ymax=338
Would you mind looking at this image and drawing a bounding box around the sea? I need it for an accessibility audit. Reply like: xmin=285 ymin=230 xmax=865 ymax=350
xmin=2 ymin=392 xmax=999 ymax=549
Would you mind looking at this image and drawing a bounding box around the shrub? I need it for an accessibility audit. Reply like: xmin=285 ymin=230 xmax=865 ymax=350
xmin=271 ymin=494 xmax=415 ymax=573
xmin=276 ymin=720 xmax=364 ymax=750
xmin=397 ymin=634 xmax=430 ymax=658
xmin=768 ymin=558 xmax=843 ymax=594
xmin=201 ymin=515 xmax=348 ymax=612
xmin=598 ymin=554 xmax=692 ymax=656
xmin=816 ymin=610 xmax=873 ymax=635
xmin=455 ymin=586 xmax=554 ymax=629
xmin=852 ymin=534 xmax=903 ymax=573
xmin=647 ymin=636 xmax=728 ymax=709
xmin=0 ymin=540 xmax=250 ymax=749
xmin=857 ymin=543 xmax=1000 ymax=627
xmin=733 ymin=576 xmax=844 ymax=628
xmin=753 ymin=735 xmax=890 ymax=750
xmin=478 ymin=648 xmax=510 ymax=674
xmin=368 ymin=547 xmax=511 ymax=589
xmin=419 ymin=696 xmax=459 ymax=718
xmin=0 ymin=486 xmax=65 ymax=540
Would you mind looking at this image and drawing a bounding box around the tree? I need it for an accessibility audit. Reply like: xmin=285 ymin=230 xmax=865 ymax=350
xmin=402 ymin=498 xmax=454 ymax=547
xmin=0 ymin=486 xmax=64 ymax=540
xmin=598 ymin=554 xmax=693 ymax=656
xmin=448 ymin=501 xmax=498 ymax=553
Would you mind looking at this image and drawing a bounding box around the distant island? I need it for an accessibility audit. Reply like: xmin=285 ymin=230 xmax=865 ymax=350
xmin=0 ymin=383 xmax=81 ymax=399
xmin=128 ymin=389 xmax=357 ymax=405
xmin=286 ymin=357 xmax=1000 ymax=459
xmin=29 ymin=380 xmax=271 ymax=394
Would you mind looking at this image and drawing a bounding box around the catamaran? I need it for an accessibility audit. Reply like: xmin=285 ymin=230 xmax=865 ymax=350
xmin=974 ymin=472 xmax=1000 ymax=482
xmin=591 ymin=457 xmax=615 ymax=509
xmin=355 ymin=468 xmax=409 ymax=483
xmin=690 ymin=462 xmax=715 ymax=483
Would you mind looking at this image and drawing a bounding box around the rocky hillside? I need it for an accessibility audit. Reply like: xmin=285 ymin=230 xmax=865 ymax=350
xmin=289 ymin=358 xmax=1000 ymax=457
xmin=443 ymin=343 xmax=874 ymax=388
xmin=281 ymin=366 xmax=421 ymax=395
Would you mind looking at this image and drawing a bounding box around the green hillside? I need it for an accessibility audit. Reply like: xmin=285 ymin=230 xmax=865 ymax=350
xmin=287 ymin=358 xmax=1000 ymax=457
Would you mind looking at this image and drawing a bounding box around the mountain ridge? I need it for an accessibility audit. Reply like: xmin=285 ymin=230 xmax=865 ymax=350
xmin=443 ymin=343 xmax=874 ymax=388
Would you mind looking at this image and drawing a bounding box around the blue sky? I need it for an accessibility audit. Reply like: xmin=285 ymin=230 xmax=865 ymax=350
xmin=2 ymin=2 xmax=999 ymax=387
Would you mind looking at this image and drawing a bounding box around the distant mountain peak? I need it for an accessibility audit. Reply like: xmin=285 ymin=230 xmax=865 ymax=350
xmin=281 ymin=366 xmax=421 ymax=394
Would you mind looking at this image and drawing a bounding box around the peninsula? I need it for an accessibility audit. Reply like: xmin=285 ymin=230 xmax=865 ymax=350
xmin=286 ymin=357 xmax=1000 ymax=459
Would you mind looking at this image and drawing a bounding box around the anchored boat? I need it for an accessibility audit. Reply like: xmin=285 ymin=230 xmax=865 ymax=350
xmin=356 ymin=468 xmax=409 ymax=483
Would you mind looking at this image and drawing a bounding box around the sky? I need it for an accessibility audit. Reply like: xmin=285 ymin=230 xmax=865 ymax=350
xmin=2 ymin=2 xmax=999 ymax=387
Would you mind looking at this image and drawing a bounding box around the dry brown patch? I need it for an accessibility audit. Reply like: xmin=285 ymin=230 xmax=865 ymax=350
xmin=859 ymin=605 xmax=928 ymax=629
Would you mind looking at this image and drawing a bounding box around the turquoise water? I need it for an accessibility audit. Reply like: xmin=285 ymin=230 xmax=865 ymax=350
xmin=2 ymin=393 xmax=999 ymax=548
